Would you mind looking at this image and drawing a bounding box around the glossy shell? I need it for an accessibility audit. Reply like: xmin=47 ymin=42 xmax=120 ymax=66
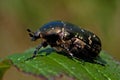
xmin=39 ymin=21 xmax=101 ymax=50
xmin=27 ymin=20 xmax=102 ymax=61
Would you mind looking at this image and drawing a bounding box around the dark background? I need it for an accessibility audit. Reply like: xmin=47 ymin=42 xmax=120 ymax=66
xmin=0 ymin=0 xmax=120 ymax=60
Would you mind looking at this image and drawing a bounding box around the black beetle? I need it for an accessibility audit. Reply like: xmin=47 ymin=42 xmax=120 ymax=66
xmin=27 ymin=21 xmax=101 ymax=62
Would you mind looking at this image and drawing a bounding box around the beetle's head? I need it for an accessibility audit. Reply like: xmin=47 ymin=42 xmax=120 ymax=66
xmin=27 ymin=29 xmax=41 ymax=41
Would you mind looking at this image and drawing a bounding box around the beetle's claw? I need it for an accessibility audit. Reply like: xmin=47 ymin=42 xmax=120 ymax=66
xmin=25 ymin=55 xmax=36 ymax=61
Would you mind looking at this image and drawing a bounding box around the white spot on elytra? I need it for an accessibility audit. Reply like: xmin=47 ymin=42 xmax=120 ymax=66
xmin=75 ymin=33 xmax=78 ymax=37
xmin=88 ymin=35 xmax=92 ymax=45
xmin=81 ymin=29 xmax=84 ymax=32
xmin=79 ymin=36 xmax=83 ymax=39
xmin=93 ymin=34 xmax=96 ymax=37
xmin=52 ymin=27 xmax=54 ymax=30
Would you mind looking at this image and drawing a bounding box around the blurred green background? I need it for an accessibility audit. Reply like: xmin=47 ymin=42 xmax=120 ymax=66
xmin=0 ymin=0 xmax=120 ymax=61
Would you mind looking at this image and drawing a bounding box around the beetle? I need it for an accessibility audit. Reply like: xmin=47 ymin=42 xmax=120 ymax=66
xmin=27 ymin=21 xmax=101 ymax=62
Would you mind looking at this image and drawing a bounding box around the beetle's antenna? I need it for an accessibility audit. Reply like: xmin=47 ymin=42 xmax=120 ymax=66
xmin=27 ymin=28 xmax=40 ymax=41
xmin=29 ymin=33 xmax=34 ymax=37
xmin=27 ymin=29 xmax=35 ymax=37
xmin=27 ymin=29 xmax=34 ymax=34
xmin=27 ymin=29 xmax=31 ymax=32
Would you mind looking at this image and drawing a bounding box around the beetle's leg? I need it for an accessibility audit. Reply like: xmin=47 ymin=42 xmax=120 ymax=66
xmin=25 ymin=44 xmax=43 ymax=61
xmin=60 ymin=44 xmax=74 ymax=58
xmin=26 ymin=42 xmax=48 ymax=61
xmin=33 ymin=44 xmax=43 ymax=57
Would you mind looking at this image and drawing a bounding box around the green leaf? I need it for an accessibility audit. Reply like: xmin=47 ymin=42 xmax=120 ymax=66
xmin=8 ymin=47 xmax=120 ymax=80
xmin=0 ymin=59 xmax=11 ymax=80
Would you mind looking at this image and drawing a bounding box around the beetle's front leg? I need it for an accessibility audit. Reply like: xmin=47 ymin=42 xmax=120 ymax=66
xmin=26 ymin=42 xmax=48 ymax=61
